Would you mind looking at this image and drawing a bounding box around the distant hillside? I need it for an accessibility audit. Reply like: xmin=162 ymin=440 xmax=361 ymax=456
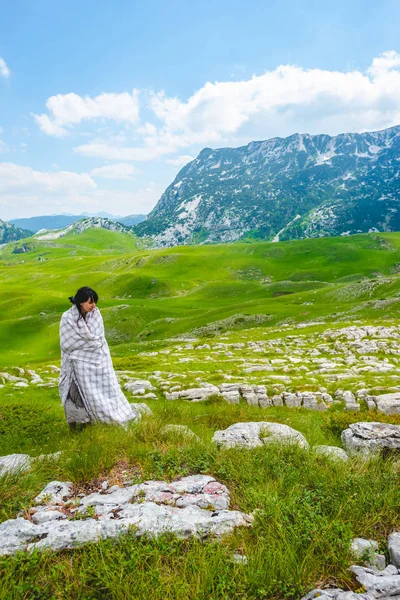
xmin=0 ymin=219 xmax=32 ymax=244
xmin=35 ymin=217 xmax=133 ymax=241
xmin=134 ymin=125 xmax=400 ymax=247
xmin=116 ymin=214 xmax=147 ymax=227
xmin=10 ymin=213 xmax=146 ymax=234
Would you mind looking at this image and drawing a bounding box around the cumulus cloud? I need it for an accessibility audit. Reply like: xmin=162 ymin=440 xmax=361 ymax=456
xmin=0 ymin=58 xmax=10 ymax=78
xmin=66 ymin=51 xmax=400 ymax=162
xmin=0 ymin=163 xmax=96 ymax=193
xmin=89 ymin=163 xmax=138 ymax=180
xmin=34 ymin=90 xmax=140 ymax=137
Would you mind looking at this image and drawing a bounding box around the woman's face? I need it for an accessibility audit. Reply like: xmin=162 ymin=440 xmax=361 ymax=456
xmin=80 ymin=298 xmax=97 ymax=314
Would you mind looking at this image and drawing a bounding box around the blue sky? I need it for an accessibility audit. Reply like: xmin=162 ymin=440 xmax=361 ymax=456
xmin=1 ymin=0 xmax=400 ymax=220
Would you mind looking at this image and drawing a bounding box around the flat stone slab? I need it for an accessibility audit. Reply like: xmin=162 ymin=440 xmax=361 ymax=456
xmin=342 ymin=422 xmax=400 ymax=455
xmin=212 ymin=422 xmax=309 ymax=450
xmin=0 ymin=475 xmax=253 ymax=556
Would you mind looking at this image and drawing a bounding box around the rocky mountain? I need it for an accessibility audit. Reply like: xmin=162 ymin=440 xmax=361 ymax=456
xmin=0 ymin=219 xmax=32 ymax=245
xmin=35 ymin=217 xmax=132 ymax=240
xmin=11 ymin=213 xmax=146 ymax=234
xmin=135 ymin=125 xmax=400 ymax=246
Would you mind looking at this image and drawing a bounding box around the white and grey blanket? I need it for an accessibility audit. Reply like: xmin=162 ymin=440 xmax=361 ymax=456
xmin=59 ymin=305 xmax=138 ymax=425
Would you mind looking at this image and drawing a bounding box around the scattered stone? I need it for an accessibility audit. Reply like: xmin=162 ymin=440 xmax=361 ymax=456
xmin=351 ymin=538 xmax=386 ymax=570
xmin=350 ymin=564 xmax=400 ymax=596
xmin=314 ymin=446 xmax=348 ymax=461
xmin=124 ymin=379 xmax=155 ymax=394
xmin=212 ymin=422 xmax=309 ymax=450
xmin=0 ymin=454 xmax=32 ymax=476
xmin=389 ymin=532 xmax=400 ymax=568
xmin=375 ymin=393 xmax=400 ymax=415
xmin=232 ymin=553 xmax=248 ymax=565
xmin=129 ymin=403 xmax=153 ymax=416
xmin=342 ymin=422 xmax=400 ymax=455
xmin=160 ymin=425 xmax=201 ymax=441
xmin=34 ymin=481 xmax=73 ymax=505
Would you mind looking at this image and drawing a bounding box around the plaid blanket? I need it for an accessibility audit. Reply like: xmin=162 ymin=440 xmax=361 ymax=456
xmin=59 ymin=305 xmax=138 ymax=425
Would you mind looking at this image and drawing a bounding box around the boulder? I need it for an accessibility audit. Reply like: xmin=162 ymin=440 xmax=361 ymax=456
xmin=212 ymin=422 xmax=309 ymax=450
xmin=314 ymin=446 xmax=348 ymax=461
xmin=375 ymin=393 xmax=400 ymax=415
xmin=342 ymin=422 xmax=400 ymax=455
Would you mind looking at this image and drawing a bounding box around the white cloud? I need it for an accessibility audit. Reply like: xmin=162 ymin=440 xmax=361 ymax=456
xmin=165 ymin=155 xmax=195 ymax=167
xmin=0 ymin=163 xmax=96 ymax=193
xmin=90 ymin=163 xmax=138 ymax=180
xmin=34 ymin=90 xmax=140 ymax=137
xmin=0 ymin=58 xmax=10 ymax=78
xmin=74 ymin=142 xmax=172 ymax=161
xmin=63 ymin=51 xmax=400 ymax=162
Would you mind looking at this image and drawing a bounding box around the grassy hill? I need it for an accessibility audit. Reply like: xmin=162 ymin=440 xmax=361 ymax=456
xmin=1 ymin=231 xmax=400 ymax=366
xmin=1 ymin=229 xmax=400 ymax=598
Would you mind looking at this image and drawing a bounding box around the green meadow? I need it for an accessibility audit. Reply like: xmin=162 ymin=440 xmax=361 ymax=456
xmin=1 ymin=230 xmax=400 ymax=599
xmin=2 ymin=230 xmax=400 ymax=366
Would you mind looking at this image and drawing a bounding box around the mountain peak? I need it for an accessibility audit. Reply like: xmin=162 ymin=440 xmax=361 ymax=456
xmin=134 ymin=124 xmax=400 ymax=247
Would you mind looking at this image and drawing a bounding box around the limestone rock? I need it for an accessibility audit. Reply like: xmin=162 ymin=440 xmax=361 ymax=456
xmin=314 ymin=446 xmax=349 ymax=461
xmin=212 ymin=422 xmax=309 ymax=450
xmin=161 ymin=425 xmax=201 ymax=441
xmin=0 ymin=475 xmax=252 ymax=556
xmin=342 ymin=422 xmax=400 ymax=455
xmin=350 ymin=565 xmax=400 ymax=596
xmin=375 ymin=393 xmax=400 ymax=415
xmin=389 ymin=532 xmax=400 ymax=568
xmin=34 ymin=481 xmax=73 ymax=505
xmin=0 ymin=454 xmax=32 ymax=476
xmin=124 ymin=379 xmax=155 ymax=394
xmin=129 ymin=402 xmax=153 ymax=416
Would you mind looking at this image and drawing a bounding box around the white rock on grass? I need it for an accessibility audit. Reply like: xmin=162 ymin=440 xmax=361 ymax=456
xmin=389 ymin=532 xmax=400 ymax=568
xmin=375 ymin=393 xmax=400 ymax=415
xmin=166 ymin=386 xmax=220 ymax=401
xmin=34 ymin=481 xmax=73 ymax=505
xmin=314 ymin=446 xmax=349 ymax=461
xmin=129 ymin=403 xmax=153 ymax=416
xmin=342 ymin=422 xmax=400 ymax=455
xmin=351 ymin=537 xmax=386 ymax=570
xmin=160 ymin=425 xmax=201 ymax=442
xmin=0 ymin=475 xmax=253 ymax=556
xmin=350 ymin=565 xmax=400 ymax=596
xmin=123 ymin=380 xmax=155 ymax=394
xmin=212 ymin=422 xmax=309 ymax=450
xmin=0 ymin=454 xmax=32 ymax=476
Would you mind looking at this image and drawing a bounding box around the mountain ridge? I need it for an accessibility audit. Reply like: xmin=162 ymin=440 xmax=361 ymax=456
xmin=134 ymin=124 xmax=400 ymax=246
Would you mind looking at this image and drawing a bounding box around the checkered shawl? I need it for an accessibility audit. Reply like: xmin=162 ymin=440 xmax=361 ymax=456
xmin=59 ymin=305 xmax=138 ymax=425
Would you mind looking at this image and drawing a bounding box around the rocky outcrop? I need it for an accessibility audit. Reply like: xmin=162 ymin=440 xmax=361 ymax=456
xmin=0 ymin=475 xmax=253 ymax=556
xmin=342 ymin=422 xmax=400 ymax=455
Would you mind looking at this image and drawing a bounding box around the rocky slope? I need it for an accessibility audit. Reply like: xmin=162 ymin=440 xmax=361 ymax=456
xmin=35 ymin=217 xmax=132 ymax=240
xmin=0 ymin=219 xmax=32 ymax=244
xmin=135 ymin=125 xmax=400 ymax=246
xmin=11 ymin=213 xmax=146 ymax=233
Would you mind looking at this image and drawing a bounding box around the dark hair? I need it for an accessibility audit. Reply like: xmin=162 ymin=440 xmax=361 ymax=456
xmin=69 ymin=286 xmax=99 ymax=320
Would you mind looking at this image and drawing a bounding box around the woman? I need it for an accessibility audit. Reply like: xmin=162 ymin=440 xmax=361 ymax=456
xmin=59 ymin=286 xmax=139 ymax=429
